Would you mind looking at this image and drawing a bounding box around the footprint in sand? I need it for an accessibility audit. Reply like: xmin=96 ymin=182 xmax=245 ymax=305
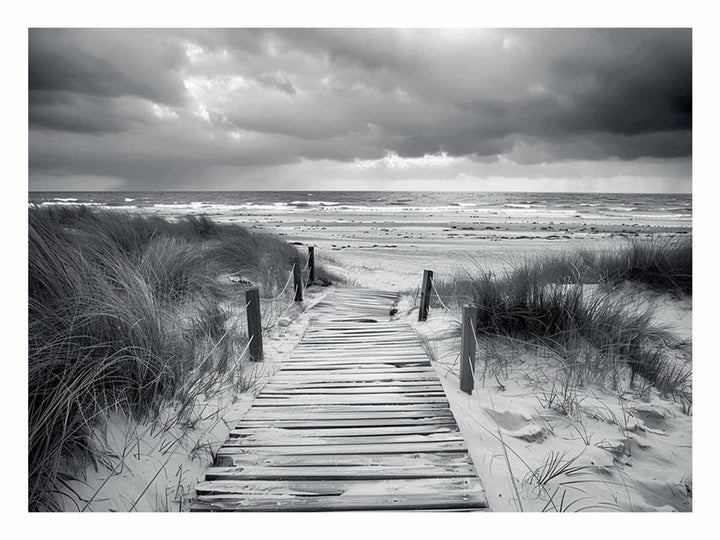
xmin=484 ymin=408 xmax=549 ymax=443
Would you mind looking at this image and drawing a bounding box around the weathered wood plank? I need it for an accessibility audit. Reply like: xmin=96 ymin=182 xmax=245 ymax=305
xmin=261 ymin=384 xmax=444 ymax=394
xmin=257 ymin=393 xmax=447 ymax=402
xmin=265 ymin=379 xmax=443 ymax=388
xmin=277 ymin=365 xmax=433 ymax=372
xmin=242 ymin=409 xmax=455 ymax=421
xmin=222 ymin=431 xmax=464 ymax=447
xmin=214 ymin=451 xmax=473 ymax=468
xmin=216 ymin=440 xmax=469 ymax=456
xmin=269 ymin=372 xmax=440 ymax=383
xmin=279 ymin=356 xmax=431 ymax=364
xmin=192 ymin=478 xmax=487 ymax=511
xmin=204 ymin=463 xmax=476 ymax=481
xmin=235 ymin=417 xmax=458 ymax=429
xmin=229 ymin=424 xmax=459 ymax=438
xmin=195 ymin=478 xmax=484 ymax=497
xmin=191 ymin=492 xmax=487 ymax=511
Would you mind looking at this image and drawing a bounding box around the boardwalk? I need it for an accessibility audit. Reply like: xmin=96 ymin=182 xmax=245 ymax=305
xmin=192 ymin=288 xmax=488 ymax=511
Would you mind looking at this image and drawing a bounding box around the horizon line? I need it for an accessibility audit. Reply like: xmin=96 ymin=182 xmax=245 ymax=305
xmin=28 ymin=189 xmax=693 ymax=195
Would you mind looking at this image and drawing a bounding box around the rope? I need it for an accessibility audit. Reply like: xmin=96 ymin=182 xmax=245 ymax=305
xmin=264 ymin=284 xmax=299 ymax=331
xmin=263 ymin=263 xmax=296 ymax=301
xmin=430 ymin=278 xmax=462 ymax=324
xmin=276 ymin=285 xmax=299 ymax=320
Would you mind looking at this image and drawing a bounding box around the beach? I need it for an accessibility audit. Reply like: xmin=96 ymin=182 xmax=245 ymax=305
xmin=30 ymin=191 xmax=691 ymax=288
xmin=28 ymin=193 xmax=692 ymax=512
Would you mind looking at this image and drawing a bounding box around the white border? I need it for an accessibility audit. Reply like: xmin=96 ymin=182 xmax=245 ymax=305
xmin=5 ymin=1 xmax=717 ymax=537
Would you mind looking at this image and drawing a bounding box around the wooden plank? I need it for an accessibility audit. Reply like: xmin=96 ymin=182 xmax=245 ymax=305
xmin=214 ymin=451 xmax=473 ymax=468
xmin=277 ymin=365 xmax=435 ymax=372
xmin=289 ymin=349 xmax=429 ymax=356
xmin=222 ymin=432 xmax=464 ymax=447
xmin=261 ymin=385 xmax=444 ymax=394
xmin=191 ymin=492 xmax=486 ymax=511
xmin=277 ymin=365 xmax=433 ymax=372
xmin=284 ymin=354 xmax=430 ymax=360
xmin=230 ymin=424 xmax=459 ymax=438
xmin=242 ymin=409 xmax=455 ymax=421
xmin=195 ymin=478 xmax=484 ymax=497
xmin=287 ymin=350 xmax=429 ymax=357
xmin=258 ymin=391 xmax=446 ymax=400
xmin=204 ymin=462 xmax=477 ymax=481
xmin=243 ymin=406 xmax=453 ymax=418
xmin=303 ymin=329 xmax=413 ymax=335
xmin=268 ymin=376 xmax=439 ymax=385
xmin=254 ymin=392 xmax=448 ymax=402
xmin=281 ymin=355 xmax=431 ymax=363
xmin=192 ymin=478 xmax=487 ymax=511
xmin=278 ymin=361 xmax=432 ymax=369
xmin=265 ymin=379 xmax=444 ymax=388
xmin=305 ymin=325 xmax=400 ymax=331
xmin=294 ymin=337 xmax=420 ymax=343
xmin=269 ymin=372 xmax=440 ymax=383
xmin=235 ymin=417 xmax=458 ymax=429
xmin=216 ymin=440 xmax=469 ymax=456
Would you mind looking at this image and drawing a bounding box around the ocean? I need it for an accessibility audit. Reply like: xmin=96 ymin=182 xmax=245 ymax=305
xmin=28 ymin=191 xmax=692 ymax=224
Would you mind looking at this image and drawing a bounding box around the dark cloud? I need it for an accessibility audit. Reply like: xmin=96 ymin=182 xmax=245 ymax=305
xmin=29 ymin=29 xmax=189 ymax=104
xmin=28 ymin=28 xmax=692 ymax=190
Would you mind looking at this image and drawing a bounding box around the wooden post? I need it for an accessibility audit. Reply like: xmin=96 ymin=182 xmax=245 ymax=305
xmin=293 ymin=257 xmax=303 ymax=302
xmin=245 ymin=288 xmax=263 ymax=362
xmin=418 ymin=269 xmax=434 ymax=322
xmin=308 ymin=246 xmax=315 ymax=283
xmin=459 ymin=305 xmax=478 ymax=394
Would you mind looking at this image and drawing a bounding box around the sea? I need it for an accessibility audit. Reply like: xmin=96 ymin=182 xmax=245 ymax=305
xmin=28 ymin=191 xmax=692 ymax=224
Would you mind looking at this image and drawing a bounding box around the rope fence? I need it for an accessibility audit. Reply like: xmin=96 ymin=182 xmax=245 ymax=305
xmin=417 ymin=268 xmax=479 ymax=395
xmin=238 ymin=247 xmax=318 ymax=361
xmin=263 ymin=263 xmax=296 ymax=302
xmin=430 ymin=277 xmax=462 ymax=322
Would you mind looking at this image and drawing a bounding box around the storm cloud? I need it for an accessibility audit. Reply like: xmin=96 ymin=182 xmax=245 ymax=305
xmin=28 ymin=28 xmax=692 ymax=191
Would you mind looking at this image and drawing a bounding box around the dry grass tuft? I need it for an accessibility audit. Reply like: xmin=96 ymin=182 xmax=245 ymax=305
xmin=429 ymin=236 xmax=692 ymax=403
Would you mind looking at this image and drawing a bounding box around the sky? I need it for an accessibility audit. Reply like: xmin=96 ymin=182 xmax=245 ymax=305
xmin=28 ymin=28 xmax=692 ymax=192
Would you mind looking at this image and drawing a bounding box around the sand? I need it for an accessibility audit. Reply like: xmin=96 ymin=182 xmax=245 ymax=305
xmin=62 ymin=204 xmax=692 ymax=512
xmin=403 ymin=305 xmax=692 ymax=512
xmin=145 ymin=201 xmax=690 ymax=289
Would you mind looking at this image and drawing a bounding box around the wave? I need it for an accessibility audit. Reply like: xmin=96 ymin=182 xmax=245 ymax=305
xmin=504 ymin=203 xmax=547 ymax=209
xmin=40 ymin=201 xmax=100 ymax=206
xmin=289 ymin=201 xmax=340 ymax=207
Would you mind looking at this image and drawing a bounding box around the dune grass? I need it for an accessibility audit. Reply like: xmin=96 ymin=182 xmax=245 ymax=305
xmin=428 ymin=236 xmax=692 ymax=402
xmin=28 ymin=205 xmax=334 ymax=511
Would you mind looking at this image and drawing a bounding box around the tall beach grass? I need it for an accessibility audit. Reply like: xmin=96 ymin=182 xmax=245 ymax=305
xmin=429 ymin=236 xmax=692 ymax=401
xmin=28 ymin=205 xmax=331 ymax=510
